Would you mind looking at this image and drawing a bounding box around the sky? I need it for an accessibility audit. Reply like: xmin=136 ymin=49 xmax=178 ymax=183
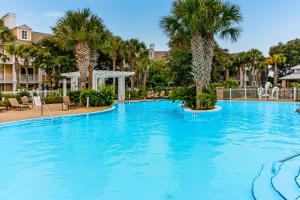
xmin=1 ymin=0 xmax=300 ymax=55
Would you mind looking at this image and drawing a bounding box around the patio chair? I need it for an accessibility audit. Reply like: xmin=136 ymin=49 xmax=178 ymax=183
xmin=153 ymin=92 xmax=160 ymax=99
xmin=21 ymin=96 xmax=33 ymax=108
xmin=62 ymin=96 xmax=76 ymax=111
xmin=8 ymin=98 xmax=30 ymax=110
xmin=145 ymin=91 xmax=154 ymax=99
xmin=162 ymin=90 xmax=172 ymax=99
xmin=158 ymin=91 xmax=165 ymax=98
xmin=0 ymin=107 xmax=6 ymax=112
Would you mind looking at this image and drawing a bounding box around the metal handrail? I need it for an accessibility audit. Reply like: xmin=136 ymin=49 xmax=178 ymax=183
xmin=41 ymin=101 xmax=54 ymax=122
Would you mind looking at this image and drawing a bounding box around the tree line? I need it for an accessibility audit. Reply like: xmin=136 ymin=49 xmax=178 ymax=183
xmin=0 ymin=8 xmax=172 ymax=91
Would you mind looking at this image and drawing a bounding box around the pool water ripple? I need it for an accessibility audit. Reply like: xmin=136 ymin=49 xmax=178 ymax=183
xmin=0 ymin=101 xmax=299 ymax=200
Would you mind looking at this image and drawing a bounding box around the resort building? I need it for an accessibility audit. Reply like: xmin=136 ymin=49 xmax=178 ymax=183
xmin=0 ymin=12 xmax=49 ymax=92
xmin=280 ymin=64 xmax=300 ymax=88
xmin=149 ymin=43 xmax=169 ymax=61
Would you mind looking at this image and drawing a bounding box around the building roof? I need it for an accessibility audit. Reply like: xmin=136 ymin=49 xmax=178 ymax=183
xmin=280 ymin=73 xmax=300 ymax=80
xmin=153 ymin=51 xmax=168 ymax=61
xmin=61 ymin=70 xmax=135 ymax=78
xmin=15 ymin=24 xmax=32 ymax=30
xmin=31 ymin=31 xmax=51 ymax=43
xmin=291 ymin=64 xmax=300 ymax=70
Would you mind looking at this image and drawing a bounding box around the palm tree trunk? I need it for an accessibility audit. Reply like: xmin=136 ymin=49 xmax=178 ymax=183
xmin=143 ymin=69 xmax=147 ymax=90
xmin=75 ymin=41 xmax=90 ymax=90
xmin=130 ymin=59 xmax=136 ymax=89
xmin=15 ymin=58 xmax=20 ymax=90
xmin=225 ymin=69 xmax=230 ymax=80
xmin=24 ymin=58 xmax=29 ymax=89
xmin=239 ymin=66 xmax=244 ymax=88
xmin=191 ymin=34 xmax=214 ymax=109
xmin=112 ymin=57 xmax=116 ymax=91
xmin=274 ymin=64 xmax=278 ymax=85
xmin=88 ymin=51 xmax=98 ymax=89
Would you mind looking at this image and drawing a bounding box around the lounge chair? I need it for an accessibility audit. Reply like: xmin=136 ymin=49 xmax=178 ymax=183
xmin=162 ymin=90 xmax=172 ymax=99
xmin=62 ymin=96 xmax=76 ymax=110
xmin=153 ymin=92 xmax=159 ymax=99
xmin=146 ymin=91 xmax=154 ymax=99
xmin=158 ymin=91 xmax=165 ymax=98
xmin=0 ymin=107 xmax=6 ymax=112
xmin=8 ymin=98 xmax=30 ymax=110
xmin=21 ymin=96 xmax=33 ymax=108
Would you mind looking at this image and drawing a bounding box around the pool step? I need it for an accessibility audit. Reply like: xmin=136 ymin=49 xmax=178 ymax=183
xmin=252 ymin=162 xmax=283 ymax=200
xmin=252 ymin=153 xmax=300 ymax=200
xmin=272 ymin=155 xmax=300 ymax=200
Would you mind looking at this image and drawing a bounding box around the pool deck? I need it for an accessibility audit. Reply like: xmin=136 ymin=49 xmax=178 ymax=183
xmin=0 ymin=104 xmax=112 ymax=124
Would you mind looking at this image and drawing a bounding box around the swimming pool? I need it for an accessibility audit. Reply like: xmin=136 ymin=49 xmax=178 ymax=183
xmin=0 ymin=101 xmax=299 ymax=199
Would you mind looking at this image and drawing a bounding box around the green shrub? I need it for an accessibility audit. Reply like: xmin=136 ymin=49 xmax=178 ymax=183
xmin=197 ymin=88 xmax=217 ymax=110
xmin=1 ymin=93 xmax=17 ymax=100
xmin=170 ymin=86 xmax=196 ymax=109
xmin=126 ymin=88 xmax=146 ymax=100
xmin=99 ymin=85 xmax=115 ymax=106
xmin=16 ymin=88 xmax=31 ymax=99
xmin=80 ymin=86 xmax=114 ymax=107
xmin=42 ymin=94 xmax=63 ymax=104
xmin=223 ymin=79 xmax=239 ymax=89
xmin=68 ymin=90 xmax=81 ymax=105
xmin=291 ymin=82 xmax=300 ymax=88
xmin=211 ymin=79 xmax=239 ymax=89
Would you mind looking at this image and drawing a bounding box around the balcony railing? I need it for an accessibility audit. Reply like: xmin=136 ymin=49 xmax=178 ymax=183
xmin=20 ymin=74 xmax=40 ymax=83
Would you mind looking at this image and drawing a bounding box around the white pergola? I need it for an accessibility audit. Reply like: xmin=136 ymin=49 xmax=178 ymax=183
xmin=61 ymin=70 xmax=135 ymax=101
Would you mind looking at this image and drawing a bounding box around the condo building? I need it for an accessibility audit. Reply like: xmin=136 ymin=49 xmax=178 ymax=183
xmin=0 ymin=12 xmax=50 ymax=92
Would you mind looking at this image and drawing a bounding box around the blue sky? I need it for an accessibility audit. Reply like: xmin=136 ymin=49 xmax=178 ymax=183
xmin=1 ymin=0 xmax=300 ymax=55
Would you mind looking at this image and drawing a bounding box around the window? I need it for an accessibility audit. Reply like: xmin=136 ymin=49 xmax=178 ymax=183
xmin=21 ymin=30 xmax=28 ymax=40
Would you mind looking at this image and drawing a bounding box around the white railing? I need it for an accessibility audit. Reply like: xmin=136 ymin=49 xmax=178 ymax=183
xmin=221 ymin=87 xmax=300 ymax=101
xmin=20 ymin=74 xmax=40 ymax=83
xmin=1 ymin=90 xmax=61 ymax=98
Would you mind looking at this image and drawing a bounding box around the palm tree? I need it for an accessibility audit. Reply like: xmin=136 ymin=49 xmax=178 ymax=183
xmin=18 ymin=44 xmax=36 ymax=89
xmin=265 ymin=54 xmax=287 ymax=85
xmin=234 ymin=52 xmax=248 ymax=88
xmin=136 ymin=51 xmax=151 ymax=90
xmin=53 ymin=8 xmax=106 ymax=89
xmin=125 ymin=39 xmax=146 ymax=89
xmin=223 ymin=54 xmax=234 ymax=81
xmin=5 ymin=44 xmax=21 ymax=88
xmin=0 ymin=19 xmax=14 ymax=44
xmin=160 ymin=0 xmax=242 ymax=108
xmin=247 ymin=49 xmax=263 ymax=87
xmin=0 ymin=19 xmax=15 ymax=62
xmin=103 ymin=35 xmax=124 ymax=89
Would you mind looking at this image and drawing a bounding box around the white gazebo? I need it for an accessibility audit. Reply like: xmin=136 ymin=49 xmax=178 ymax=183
xmin=280 ymin=65 xmax=300 ymax=88
xmin=61 ymin=70 xmax=135 ymax=101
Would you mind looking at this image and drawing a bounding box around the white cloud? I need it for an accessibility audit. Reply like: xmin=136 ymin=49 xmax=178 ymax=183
xmin=43 ymin=11 xmax=63 ymax=18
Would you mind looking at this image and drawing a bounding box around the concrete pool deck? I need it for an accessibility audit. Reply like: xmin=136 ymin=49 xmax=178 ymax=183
xmin=0 ymin=104 xmax=112 ymax=124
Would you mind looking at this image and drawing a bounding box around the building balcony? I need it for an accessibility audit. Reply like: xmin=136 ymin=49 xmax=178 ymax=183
xmin=19 ymin=74 xmax=41 ymax=83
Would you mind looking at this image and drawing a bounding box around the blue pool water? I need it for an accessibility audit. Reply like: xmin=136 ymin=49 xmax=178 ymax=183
xmin=0 ymin=101 xmax=299 ymax=200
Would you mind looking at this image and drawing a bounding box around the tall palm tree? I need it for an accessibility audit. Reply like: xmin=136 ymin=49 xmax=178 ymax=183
xmin=234 ymin=52 xmax=248 ymax=88
xmin=136 ymin=51 xmax=151 ymax=90
xmin=18 ymin=44 xmax=36 ymax=89
xmin=160 ymin=0 xmax=242 ymax=108
xmin=5 ymin=44 xmax=21 ymax=88
xmin=223 ymin=54 xmax=234 ymax=81
xmin=125 ymin=39 xmax=146 ymax=89
xmin=53 ymin=8 xmax=106 ymax=89
xmin=103 ymin=35 xmax=124 ymax=89
xmin=247 ymin=49 xmax=263 ymax=87
xmin=265 ymin=54 xmax=287 ymax=85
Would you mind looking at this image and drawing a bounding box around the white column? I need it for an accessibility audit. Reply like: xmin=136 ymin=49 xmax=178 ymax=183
xmin=118 ymin=75 xmax=125 ymax=101
xmin=63 ymin=78 xmax=67 ymax=96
